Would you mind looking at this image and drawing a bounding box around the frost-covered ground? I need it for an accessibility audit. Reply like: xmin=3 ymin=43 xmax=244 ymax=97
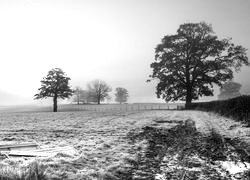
xmin=0 ymin=110 xmax=249 ymax=179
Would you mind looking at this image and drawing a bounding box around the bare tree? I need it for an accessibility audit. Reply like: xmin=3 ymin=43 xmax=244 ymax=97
xmin=73 ymin=87 xmax=89 ymax=104
xmin=73 ymin=86 xmax=82 ymax=105
xmin=115 ymin=87 xmax=129 ymax=104
xmin=87 ymin=80 xmax=112 ymax=104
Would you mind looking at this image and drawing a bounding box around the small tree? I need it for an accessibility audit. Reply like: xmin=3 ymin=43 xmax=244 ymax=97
xmin=115 ymin=87 xmax=129 ymax=104
xmin=87 ymin=80 xmax=112 ymax=104
xmin=34 ymin=68 xmax=73 ymax=112
xmin=218 ymin=81 xmax=241 ymax=100
xmin=72 ymin=87 xmax=89 ymax=104
xmin=73 ymin=86 xmax=82 ymax=105
xmin=148 ymin=22 xmax=249 ymax=106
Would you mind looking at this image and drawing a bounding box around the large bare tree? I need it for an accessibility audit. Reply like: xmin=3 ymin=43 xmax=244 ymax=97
xmin=87 ymin=80 xmax=112 ymax=104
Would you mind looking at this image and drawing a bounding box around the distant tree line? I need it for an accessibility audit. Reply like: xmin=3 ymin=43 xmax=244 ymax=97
xmin=72 ymin=80 xmax=129 ymax=105
xmin=34 ymin=68 xmax=129 ymax=112
xmin=72 ymin=80 xmax=112 ymax=105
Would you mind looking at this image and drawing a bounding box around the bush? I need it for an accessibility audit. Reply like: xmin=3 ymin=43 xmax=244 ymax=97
xmin=186 ymin=95 xmax=250 ymax=126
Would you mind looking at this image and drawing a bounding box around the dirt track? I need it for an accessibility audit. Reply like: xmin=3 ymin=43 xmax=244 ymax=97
xmin=170 ymin=110 xmax=250 ymax=145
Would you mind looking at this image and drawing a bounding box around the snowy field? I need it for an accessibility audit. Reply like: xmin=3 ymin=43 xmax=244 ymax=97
xmin=0 ymin=110 xmax=249 ymax=179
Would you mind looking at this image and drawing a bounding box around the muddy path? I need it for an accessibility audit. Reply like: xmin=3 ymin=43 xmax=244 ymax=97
xmin=105 ymin=110 xmax=250 ymax=180
xmin=108 ymin=120 xmax=250 ymax=179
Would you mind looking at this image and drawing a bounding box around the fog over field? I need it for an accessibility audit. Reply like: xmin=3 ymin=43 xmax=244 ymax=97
xmin=0 ymin=1 xmax=250 ymax=179
xmin=0 ymin=0 xmax=249 ymax=105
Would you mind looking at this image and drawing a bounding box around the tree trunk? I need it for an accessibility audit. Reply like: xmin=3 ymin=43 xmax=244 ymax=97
xmin=97 ymin=98 xmax=100 ymax=105
xmin=53 ymin=96 xmax=58 ymax=112
xmin=77 ymin=92 xmax=80 ymax=105
xmin=185 ymin=87 xmax=192 ymax=109
xmin=185 ymin=62 xmax=192 ymax=109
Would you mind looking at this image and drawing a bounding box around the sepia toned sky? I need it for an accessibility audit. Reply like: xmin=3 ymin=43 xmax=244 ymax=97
xmin=0 ymin=0 xmax=249 ymax=105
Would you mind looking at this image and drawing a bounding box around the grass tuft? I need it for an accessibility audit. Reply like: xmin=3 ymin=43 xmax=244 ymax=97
xmin=0 ymin=161 xmax=47 ymax=180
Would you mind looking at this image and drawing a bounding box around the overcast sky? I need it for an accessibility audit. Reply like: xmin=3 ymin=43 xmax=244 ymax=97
xmin=0 ymin=0 xmax=249 ymax=105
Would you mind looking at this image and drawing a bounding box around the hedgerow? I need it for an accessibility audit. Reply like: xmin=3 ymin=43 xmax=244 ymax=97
xmin=186 ymin=95 xmax=250 ymax=126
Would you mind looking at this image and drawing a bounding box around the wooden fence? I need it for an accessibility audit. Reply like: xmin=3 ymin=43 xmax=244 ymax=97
xmin=58 ymin=103 xmax=182 ymax=112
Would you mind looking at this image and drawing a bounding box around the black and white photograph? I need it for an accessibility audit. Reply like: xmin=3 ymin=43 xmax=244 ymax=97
xmin=0 ymin=0 xmax=249 ymax=179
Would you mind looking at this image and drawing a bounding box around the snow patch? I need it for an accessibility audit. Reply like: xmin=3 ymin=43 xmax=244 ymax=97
xmin=221 ymin=161 xmax=250 ymax=174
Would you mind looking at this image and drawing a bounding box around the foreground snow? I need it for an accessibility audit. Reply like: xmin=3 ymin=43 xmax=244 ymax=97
xmin=0 ymin=110 xmax=249 ymax=179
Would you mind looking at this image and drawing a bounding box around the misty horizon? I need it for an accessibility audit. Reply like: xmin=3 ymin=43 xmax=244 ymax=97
xmin=0 ymin=0 xmax=249 ymax=106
